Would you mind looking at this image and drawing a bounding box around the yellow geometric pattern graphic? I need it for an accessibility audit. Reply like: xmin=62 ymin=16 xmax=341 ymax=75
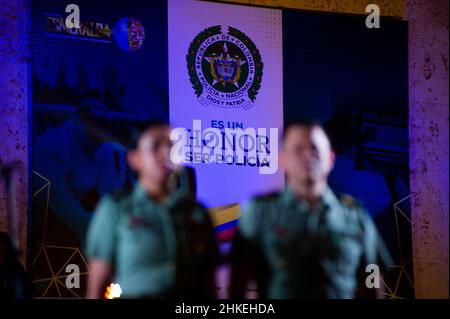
xmin=32 ymin=245 xmax=89 ymax=298
xmin=381 ymin=195 xmax=415 ymax=299
xmin=382 ymin=262 xmax=415 ymax=299
xmin=32 ymin=171 xmax=89 ymax=298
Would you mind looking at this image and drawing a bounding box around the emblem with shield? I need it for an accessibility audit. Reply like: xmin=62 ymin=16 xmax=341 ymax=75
xmin=206 ymin=43 xmax=245 ymax=87
xmin=187 ymin=25 xmax=263 ymax=109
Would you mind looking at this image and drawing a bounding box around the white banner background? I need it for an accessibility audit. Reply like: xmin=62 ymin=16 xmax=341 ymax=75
xmin=168 ymin=0 xmax=284 ymax=208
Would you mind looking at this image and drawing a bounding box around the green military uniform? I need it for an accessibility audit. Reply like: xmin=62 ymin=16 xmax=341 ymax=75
xmin=231 ymin=186 xmax=392 ymax=299
xmin=85 ymin=183 xmax=220 ymax=298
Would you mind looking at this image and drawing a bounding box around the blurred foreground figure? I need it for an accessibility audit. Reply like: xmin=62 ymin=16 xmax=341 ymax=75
xmin=0 ymin=232 xmax=30 ymax=299
xmin=230 ymin=120 xmax=392 ymax=299
xmin=85 ymin=121 xmax=220 ymax=298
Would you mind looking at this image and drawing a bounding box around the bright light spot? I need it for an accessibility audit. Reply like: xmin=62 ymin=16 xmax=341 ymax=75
xmin=104 ymin=283 xmax=122 ymax=299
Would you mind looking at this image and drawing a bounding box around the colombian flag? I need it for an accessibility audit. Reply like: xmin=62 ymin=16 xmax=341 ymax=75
xmin=208 ymin=204 xmax=240 ymax=242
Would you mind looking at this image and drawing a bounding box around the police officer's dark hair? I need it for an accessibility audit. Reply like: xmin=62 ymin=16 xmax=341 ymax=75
xmin=127 ymin=119 xmax=171 ymax=150
xmin=283 ymin=118 xmax=331 ymax=142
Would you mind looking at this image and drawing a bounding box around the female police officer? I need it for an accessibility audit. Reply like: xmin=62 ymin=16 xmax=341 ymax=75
xmin=85 ymin=121 xmax=220 ymax=298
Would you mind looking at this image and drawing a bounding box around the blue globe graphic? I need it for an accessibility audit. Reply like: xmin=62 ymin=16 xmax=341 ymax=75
xmin=113 ymin=17 xmax=145 ymax=51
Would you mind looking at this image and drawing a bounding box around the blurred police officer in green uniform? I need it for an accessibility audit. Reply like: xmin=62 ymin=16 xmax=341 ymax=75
xmin=230 ymin=120 xmax=392 ymax=299
xmin=85 ymin=120 xmax=220 ymax=298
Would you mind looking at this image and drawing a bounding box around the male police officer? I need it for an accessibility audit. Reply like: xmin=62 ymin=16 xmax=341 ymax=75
xmin=230 ymin=120 xmax=392 ymax=299
xmin=85 ymin=121 xmax=220 ymax=298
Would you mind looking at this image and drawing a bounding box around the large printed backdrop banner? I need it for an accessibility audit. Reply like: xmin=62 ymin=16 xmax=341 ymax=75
xmin=168 ymin=0 xmax=284 ymax=241
xmin=29 ymin=0 xmax=412 ymax=298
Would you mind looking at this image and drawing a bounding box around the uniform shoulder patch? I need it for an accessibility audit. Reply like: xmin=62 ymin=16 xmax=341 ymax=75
xmin=339 ymin=194 xmax=360 ymax=208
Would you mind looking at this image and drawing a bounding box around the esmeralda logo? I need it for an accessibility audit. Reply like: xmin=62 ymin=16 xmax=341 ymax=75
xmin=170 ymin=120 xmax=278 ymax=175
xmin=187 ymin=26 xmax=263 ymax=110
